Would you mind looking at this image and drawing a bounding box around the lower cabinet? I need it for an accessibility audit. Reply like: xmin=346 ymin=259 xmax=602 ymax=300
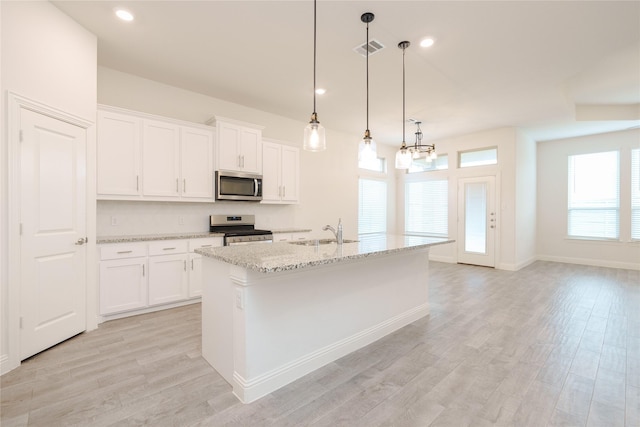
xmin=99 ymin=257 xmax=148 ymax=315
xmin=148 ymin=253 xmax=188 ymax=306
xmin=99 ymin=236 xmax=223 ymax=317
xmin=272 ymin=232 xmax=312 ymax=243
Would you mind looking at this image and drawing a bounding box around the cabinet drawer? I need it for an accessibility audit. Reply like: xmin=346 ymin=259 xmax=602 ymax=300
xmin=148 ymin=240 xmax=188 ymax=256
xmin=290 ymin=233 xmax=311 ymax=241
xmin=101 ymin=243 xmax=148 ymax=260
xmin=188 ymin=237 xmax=223 ymax=252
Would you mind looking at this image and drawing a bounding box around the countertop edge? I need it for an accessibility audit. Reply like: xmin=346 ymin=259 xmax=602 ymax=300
xmin=196 ymin=238 xmax=454 ymax=274
xmin=97 ymin=232 xmax=225 ymax=244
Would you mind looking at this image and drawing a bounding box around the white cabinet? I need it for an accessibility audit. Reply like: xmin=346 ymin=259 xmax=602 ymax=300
xmin=97 ymin=110 xmax=142 ymax=196
xmin=181 ymin=127 xmax=214 ymax=199
xmin=215 ymin=118 xmax=263 ymax=174
xmin=99 ymin=242 xmax=148 ymax=315
xmin=262 ymin=140 xmax=300 ymax=204
xmin=98 ymin=236 xmax=223 ymax=318
xmin=272 ymin=232 xmax=312 ymax=243
xmin=97 ymin=105 xmax=214 ymax=202
xmin=188 ymin=237 xmax=223 ymax=298
xmin=142 ymin=120 xmax=181 ymax=197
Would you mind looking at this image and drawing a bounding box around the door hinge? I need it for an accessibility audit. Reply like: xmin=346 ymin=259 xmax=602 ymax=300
xmin=19 ymin=223 xmax=23 ymax=235
xmin=19 ymin=130 xmax=23 ymax=142
xmin=19 ymin=317 xmax=23 ymax=329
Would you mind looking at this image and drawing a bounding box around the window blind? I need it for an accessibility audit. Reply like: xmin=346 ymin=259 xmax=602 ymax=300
xmin=632 ymin=149 xmax=640 ymax=240
xmin=405 ymin=180 xmax=448 ymax=237
xmin=358 ymin=178 xmax=387 ymax=234
xmin=567 ymin=151 xmax=619 ymax=239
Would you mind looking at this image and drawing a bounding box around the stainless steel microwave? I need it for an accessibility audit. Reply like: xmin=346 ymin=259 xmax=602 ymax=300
xmin=215 ymin=171 xmax=263 ymax=201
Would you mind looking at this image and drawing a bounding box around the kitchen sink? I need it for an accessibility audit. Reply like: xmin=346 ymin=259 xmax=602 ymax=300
xmin=288 ymin=238 xmax=359 ymax=246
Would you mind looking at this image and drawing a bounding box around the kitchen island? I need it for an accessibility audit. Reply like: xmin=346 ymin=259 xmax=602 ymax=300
xmin=195 ymin=234 xmax=453 ymax=403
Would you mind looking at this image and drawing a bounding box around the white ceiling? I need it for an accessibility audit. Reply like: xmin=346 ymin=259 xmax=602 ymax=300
xmin=52 ymin=0 xmax=640 ymax=145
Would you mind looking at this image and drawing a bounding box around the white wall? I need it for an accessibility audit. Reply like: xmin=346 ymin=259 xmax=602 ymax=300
xmin=514 ymin=129 xmax=537 ymax=269
xmin=537 ymin=128 xmax=640 ymax=269
xmin=1 ymin=1 xmax=97 ymax=374
xmin=96 ymin=67 xmax=362 ymax=240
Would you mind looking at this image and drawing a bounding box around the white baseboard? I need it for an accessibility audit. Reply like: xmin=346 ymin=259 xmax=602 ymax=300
xmin=536 ymin=255 xmax=640 ymax=271
xmin=98 ymin=298 xmax=201 ymax=323
xmin=0 ymin=353 xmax=16 ymax=376
xmin=231 ymin=304 xmax=429 ymax=404
xmin=497 ymin=256 xmax=537 ymax=271
xmin=428 ymin=254 xmax=455 ymax=264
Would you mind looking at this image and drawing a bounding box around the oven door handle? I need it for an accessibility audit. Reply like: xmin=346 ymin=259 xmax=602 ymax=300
xmin=254 ymin=178 xmax=258 ymax=197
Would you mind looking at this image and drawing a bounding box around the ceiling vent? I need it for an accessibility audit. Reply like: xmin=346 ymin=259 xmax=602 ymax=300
xmin=354 ymin=39 xmax=385 ymax=57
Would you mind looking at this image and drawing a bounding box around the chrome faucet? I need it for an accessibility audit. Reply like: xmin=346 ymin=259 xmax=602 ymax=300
xmin=322 ymin=218 xmax=343 ymax=245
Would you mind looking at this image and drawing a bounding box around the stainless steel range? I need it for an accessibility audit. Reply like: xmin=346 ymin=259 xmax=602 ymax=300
xmin=209 ymin=214 xmax=273 ymax=246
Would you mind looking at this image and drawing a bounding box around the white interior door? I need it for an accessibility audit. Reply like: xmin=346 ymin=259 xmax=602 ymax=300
xmin=457 ymin=176 xmax=496 ymax=267
xmin=19 ymin=108 xmax=87 ymax=360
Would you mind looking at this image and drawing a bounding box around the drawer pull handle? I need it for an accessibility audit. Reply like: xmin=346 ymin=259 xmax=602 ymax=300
xmin=117 ymin=250 xmax=133 ymax=254
xmin=142 ymin=264 xmax=145 ymax=277
xmin=163 ymin=247 xmax=176 ymax=251
xmin=200 ymin=244 xmax=212 ymax=248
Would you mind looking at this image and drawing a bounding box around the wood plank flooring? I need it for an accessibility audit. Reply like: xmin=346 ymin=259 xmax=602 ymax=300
xmin=1 ymin=261 xmax=639 ymax=426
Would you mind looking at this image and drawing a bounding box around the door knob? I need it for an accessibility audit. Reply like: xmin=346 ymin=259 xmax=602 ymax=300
xmin=75 ymin=237 xmax=87 ymax=245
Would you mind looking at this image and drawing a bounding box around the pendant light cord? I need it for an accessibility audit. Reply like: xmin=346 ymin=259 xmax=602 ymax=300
xmin=402 ymin=43 xmax=406 ymax=143
xmin=366 ymin=20 xmax=369 ymax=132
xmin=313 ymin=0 xmax=317 ymax=114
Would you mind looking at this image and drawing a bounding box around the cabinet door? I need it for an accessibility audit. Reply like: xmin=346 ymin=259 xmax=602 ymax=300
xmin=181 ymin=127 xmax=214 ymax=199
xmin=261 ymin=142 xmax=282 ymax=202
xmin=239 ymin=128 xmax=262 ymax=173
xmin=97 ymin=110 xmax=141 ymax=196
xmin=142 ymin=120 xmax=181 ymax=197
xmin=217 ymin=122 xmax=241 ymax=171
xmin=148 ymin=254 xmax=188 ymax=306
xmin=280 ymin=145 xmax=299 ymax=203
xmin=99 ymin=258 xmax=147 ymax=315
xmin=188 ymin=253 xmax=203 ymax=298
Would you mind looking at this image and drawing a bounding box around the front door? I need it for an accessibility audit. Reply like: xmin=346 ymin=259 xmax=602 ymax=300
xmin=19 ymin=108 xmax=87 ymax=360
xmin=457 ymin=176 xmax=496 ymax=267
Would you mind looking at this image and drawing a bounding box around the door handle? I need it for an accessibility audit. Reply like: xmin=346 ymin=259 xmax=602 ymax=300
xmin=75 ymin=237 xmax=87 ymax=245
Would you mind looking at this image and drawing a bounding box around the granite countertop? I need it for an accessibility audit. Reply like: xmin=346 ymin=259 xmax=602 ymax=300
xmin=97 ymin=232 xmax=225 ymax=244
xmin=270 ymin=228 xmax=312 ymax=234
xmin=195 ymin=234 xmax=453 ymax=273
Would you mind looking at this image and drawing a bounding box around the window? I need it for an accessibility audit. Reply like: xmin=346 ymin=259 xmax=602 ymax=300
xmin=459 ymin=147 xmax=497 ymax=168
xmin=405 ymin=180 xmax=448 ymax=237
xmin=568 ymin=151 xmax=619 ymax=239
xmin=359 ymin=156 xmax=386 ymax=173
xmin=408 ymin=154 xmax=448 ymax=173
xmin=358 ymin=178 xmax=387 ymax=234
xmin=632 ymin=149 xmax=640 ymax=240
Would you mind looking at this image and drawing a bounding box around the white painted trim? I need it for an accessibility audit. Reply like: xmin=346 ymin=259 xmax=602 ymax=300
xmin=232 ymin=303 xmax=429 ymax=403
xmin=98 ymin=298 xmax=201 ymax=323
xmin=6 ymin=92 xmax=95 ymax=374
xmin=536 ymin=255 xmax=640 ymax=271
xmin=429 ymin=254 xmax=455 ymax=264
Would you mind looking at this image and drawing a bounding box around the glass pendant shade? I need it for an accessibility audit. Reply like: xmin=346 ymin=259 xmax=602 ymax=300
xmin=303 ymin=118 xmax=326 ymax=152
xmin=358 ymin=137 xmax=377 ymax=164
xmin=395 ymin=148 xmax=412 ymax=169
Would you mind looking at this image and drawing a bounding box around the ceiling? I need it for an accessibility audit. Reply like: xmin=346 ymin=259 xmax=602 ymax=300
xmin=52 ymin=0 xmax=640 ymax=145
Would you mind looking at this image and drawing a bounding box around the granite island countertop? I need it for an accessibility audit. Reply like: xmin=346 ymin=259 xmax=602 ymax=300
xmin=195 ymin=234 xmax=453 ymax=273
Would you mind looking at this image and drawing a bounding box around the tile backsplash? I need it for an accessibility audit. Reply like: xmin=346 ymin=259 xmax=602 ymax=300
xmin=97 ymin=200 xmax=298 ymax=236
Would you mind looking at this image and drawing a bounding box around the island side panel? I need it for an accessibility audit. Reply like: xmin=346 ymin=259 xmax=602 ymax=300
xmin=201 ymin=257 xmax=235 ymax=386
xmin=231 ymin=248 xmax=430 ymax=403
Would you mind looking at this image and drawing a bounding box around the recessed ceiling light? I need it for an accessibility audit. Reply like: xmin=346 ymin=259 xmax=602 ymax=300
xmin=420 ymin=38 xmax=435 ymax=48
xmin=315 ymin=88 xmax=326 ymax=95
xmin=115 ymin=9 xmax=134 ymax=22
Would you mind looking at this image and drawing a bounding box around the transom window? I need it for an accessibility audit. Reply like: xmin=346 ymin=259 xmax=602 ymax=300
xmin=459 ymin=147 xmax=497 ymax=168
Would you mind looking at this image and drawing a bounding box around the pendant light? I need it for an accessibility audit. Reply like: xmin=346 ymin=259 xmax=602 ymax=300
xmin=357 ymin=12 xmax=377 ymax=165
xmin=395 ymin=41 xmax=413 ymax=169
xmin=395 ymin=41 xmax=436 ymax=169
xmin=303 ymin=0 xmax=326 ymax=152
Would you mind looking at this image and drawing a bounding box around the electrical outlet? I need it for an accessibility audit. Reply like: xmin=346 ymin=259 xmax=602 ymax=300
xmin=235 ymin=289 xmax=244 ymax=309
xmin=111 ymin=216 xmax=119 ymax=226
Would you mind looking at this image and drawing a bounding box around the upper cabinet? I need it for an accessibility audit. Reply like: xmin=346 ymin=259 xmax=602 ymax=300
xmin=261 ymin=139 xmax=300 ymax=204
xmin=97 ymin=106 xmax=214 ymax=202
xmin=97 ymin=110 xmax=142 ymax=196
xmin=212 ymin=117 xmax=263 ymax=174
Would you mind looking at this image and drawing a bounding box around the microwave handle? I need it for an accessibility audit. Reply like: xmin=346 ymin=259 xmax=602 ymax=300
xmin=254 ymin=178 xmax=258 ymax=197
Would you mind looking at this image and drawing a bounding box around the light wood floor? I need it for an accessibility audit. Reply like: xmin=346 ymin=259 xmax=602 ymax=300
xmin=1 ymin=261 xmax=639 ymax=426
